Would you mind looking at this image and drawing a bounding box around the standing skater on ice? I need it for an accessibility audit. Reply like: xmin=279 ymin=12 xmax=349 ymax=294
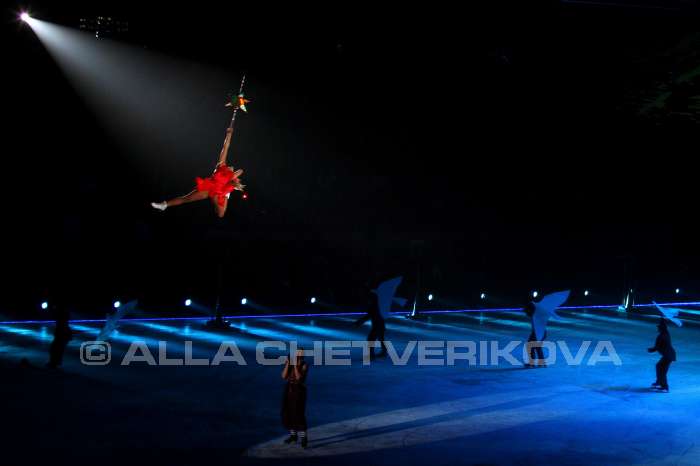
xmin=46 ymin=303 xmax=72 ymax=369
xmin=355 ymin=276 xmax=406 ymax=359
xmin=523 ymin=290 xmax=570 ymax=368
xmin=355 ymin=302 xmax=388 ymax=359
xmin=281 ymin=348 xmax=309 ymax=449
xmin=523 ymin=302 xmax=545 ymax=367
xmin=648 ymin=319 xmax=676 ymax=393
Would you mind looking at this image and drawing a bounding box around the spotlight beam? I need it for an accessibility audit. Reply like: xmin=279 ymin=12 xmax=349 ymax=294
xmin=20 ymin=16 xmax=239 ymax=178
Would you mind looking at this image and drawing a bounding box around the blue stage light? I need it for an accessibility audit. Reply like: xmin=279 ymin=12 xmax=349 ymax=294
xmin=428 ymin=294 xmax=434 ymax=301
xmin=113 ymin=301 xmax=121 ymax=309
xmin=185 ymin=299 xmax=192 ymax=307
xmin=41 ymin=301 xmax=48 ymax=310
xmin=241 ymin=298 xmax=247 ymax=305
xmin=5 ymin=300 xmax=700 ymax=325
xmin=532 ymin=291 xmax=538 ymax=298
xmin=480 ymin=293 xmax=486 ymax=300
xmin=675 ymin=288 xmax=680 ymax=294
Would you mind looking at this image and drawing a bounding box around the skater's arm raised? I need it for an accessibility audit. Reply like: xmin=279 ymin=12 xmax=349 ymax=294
xmin=216 ymin=127 xmax=234 ymax=168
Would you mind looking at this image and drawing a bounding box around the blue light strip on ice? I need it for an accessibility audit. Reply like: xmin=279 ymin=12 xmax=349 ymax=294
xmin=2 ymin=301 xmax=700 ymax=325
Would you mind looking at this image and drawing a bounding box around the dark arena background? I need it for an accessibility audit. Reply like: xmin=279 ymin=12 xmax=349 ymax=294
xmin=4 ymin=1 xmax=700 ymax=465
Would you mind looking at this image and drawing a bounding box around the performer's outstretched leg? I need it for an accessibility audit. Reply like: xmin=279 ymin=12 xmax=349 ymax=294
xmin=152 ymin=190 xmax=209 ymax=211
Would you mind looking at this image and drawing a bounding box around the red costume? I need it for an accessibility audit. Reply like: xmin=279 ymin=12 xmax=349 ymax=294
xmin=195 ymin=165 xmax=242 ymax=206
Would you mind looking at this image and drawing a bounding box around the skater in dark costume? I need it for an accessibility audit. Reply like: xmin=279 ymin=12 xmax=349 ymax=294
xmin=281 ymin=348 xmax=309 ymax=448
xmin=523 ymin=302 xmax=545 ymax=367
xmin=523 ymin=290 xmax=570 ymax=368
xmin=648 ymin=319 xmax=676 ymax=392
xmin=355 ymin=304 xmax=387 ymax=359
xmin=46 ymin=303 xmax=72 ymax=369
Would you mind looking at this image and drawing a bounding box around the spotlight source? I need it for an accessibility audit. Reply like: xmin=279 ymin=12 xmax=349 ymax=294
xmin=584 ymin=290 xmax=589 ymax=296
xmin=113 ymin=301 xmax=121 ymax=309
xmin=675 ymin=288 xmax=680 ymax=294
xmin=532 ymin=291 xmax=538 ymax=299
xmin=41 ymin=301 xmax=48 ymax=310
xmin=185 ymin=299 xmax=192 ymax=307
xmin=480 ymin=293 xmax=486 ymax=300
xmin=310 ymin=297 xmax=316 ymax=304
xmin=241 ymin=298 xmax=247 ymax=305
xmin=427 ymin=293 xmax=434 ymax=301
xmin=20 ymin=12 xmax=30 ymax=22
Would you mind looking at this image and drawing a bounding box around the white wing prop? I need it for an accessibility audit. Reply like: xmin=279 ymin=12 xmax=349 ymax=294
xmin=97 ymin=300 xmax=137 ymax=341
xmin=653 ymin=301 xmax=683 ymax=327
xmin=372 ymin=276 xmax=405 ymax=318
xmin=532 ymin=290 xmax=570 ymax=341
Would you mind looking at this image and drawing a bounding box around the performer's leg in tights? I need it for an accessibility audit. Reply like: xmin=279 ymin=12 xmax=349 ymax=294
xmin=166 ymin=190 xmax=209 ymax=207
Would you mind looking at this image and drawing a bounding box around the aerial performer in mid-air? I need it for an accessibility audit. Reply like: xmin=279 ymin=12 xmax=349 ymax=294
xmin=151 ymin=79 xmax=250 ymax=218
